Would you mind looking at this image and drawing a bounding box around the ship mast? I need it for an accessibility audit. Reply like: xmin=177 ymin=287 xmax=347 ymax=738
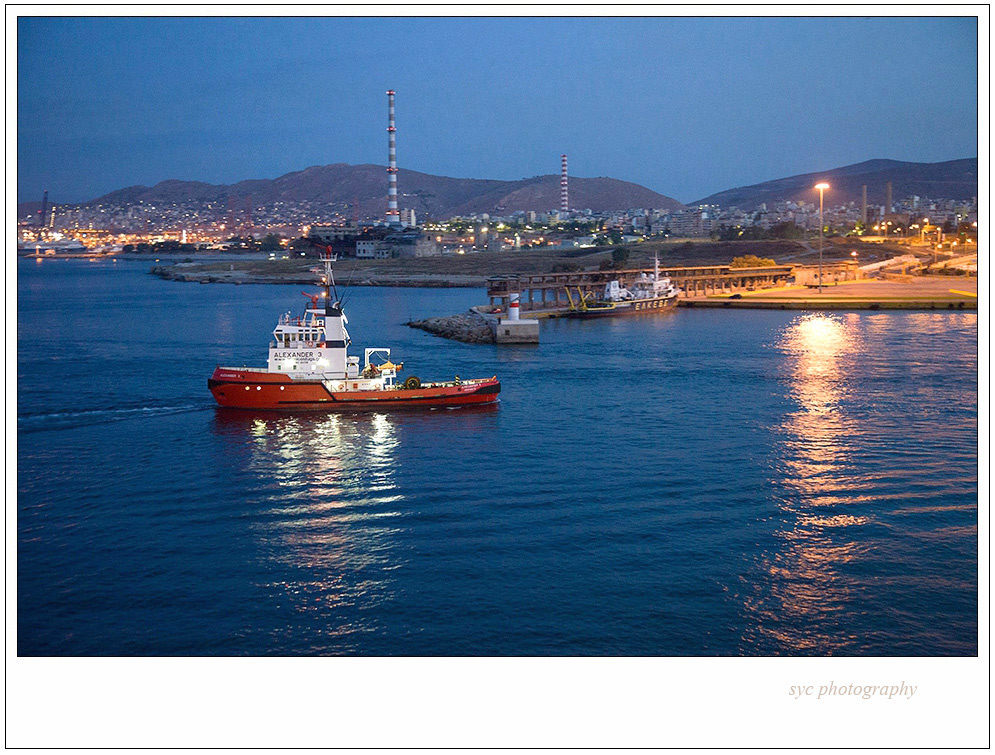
xmin=320 ymin=248 xmax=339 ymax=304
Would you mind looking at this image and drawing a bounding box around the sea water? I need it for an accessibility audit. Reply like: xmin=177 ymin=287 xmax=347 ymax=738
xmin=16 ymin=258 xmax=978 ymax=655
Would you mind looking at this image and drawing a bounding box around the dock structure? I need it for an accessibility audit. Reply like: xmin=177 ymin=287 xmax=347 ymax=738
xmin=487 ymin=264 xmax=798 ymax=312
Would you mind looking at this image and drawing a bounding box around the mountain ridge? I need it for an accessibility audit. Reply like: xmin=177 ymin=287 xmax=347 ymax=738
xmin=692 ymin=157 xmax=977 ymax=210
xmin=17 ymin=157 xmax=977 ymax=220
xmin=68 ymin=164 xmax=687 ymax=219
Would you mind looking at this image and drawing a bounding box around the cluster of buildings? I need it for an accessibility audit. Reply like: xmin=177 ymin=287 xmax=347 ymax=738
xmin=17 ymin=189 xmax=978 ymax=257
xmin=307 ymin=222 xmax=437 ymax=259
xmin=699 ymin=194 xmax=979 ymax=238
xmin=16 ymin=196 xmax=354 ymax=250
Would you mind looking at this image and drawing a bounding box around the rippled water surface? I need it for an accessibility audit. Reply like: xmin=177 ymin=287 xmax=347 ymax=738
xmin=17 ymin=259 xmax=978 ymax=655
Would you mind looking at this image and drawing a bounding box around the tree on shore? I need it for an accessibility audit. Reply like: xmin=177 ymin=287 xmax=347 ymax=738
xmin=123 ymin=240 xmax=198 ymax=253
xmin=730 ymin=254 xmax=777 ymax=268
xmin=717 ymin=224 xmax=768 ymax=241
xmin=768 ymin=221 xmax=805 ymax=239
xmin=599 ymin=247 xmax=631 ymax=269
xmin=716 ymin=221 xmax=804 ymax=241
xmin=259 ymin=234 xmax=283 ymax=251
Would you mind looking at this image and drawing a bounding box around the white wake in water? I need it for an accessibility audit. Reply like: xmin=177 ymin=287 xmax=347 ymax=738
xmin=17 ymin=403 xmax=210 ymax=432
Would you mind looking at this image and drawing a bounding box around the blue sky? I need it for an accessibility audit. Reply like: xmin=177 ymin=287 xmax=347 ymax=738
xmin=16 ymin=15 xmax=980 ymax=205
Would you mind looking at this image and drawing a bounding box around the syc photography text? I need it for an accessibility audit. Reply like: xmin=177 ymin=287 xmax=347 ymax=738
xmin=790 ymin=682 xmax=918 ymax=700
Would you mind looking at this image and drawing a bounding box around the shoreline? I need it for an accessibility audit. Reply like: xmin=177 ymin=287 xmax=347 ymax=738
xmin=145 ymin=263 xmax=978 ymax=311
xmin=149 ymin=265 xmax=488 ymax=287
xmin=60 ymin=254 xmax=967 ymax=312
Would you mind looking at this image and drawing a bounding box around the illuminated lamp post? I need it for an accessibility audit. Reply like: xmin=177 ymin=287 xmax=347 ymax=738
xmin=815 ymin=182 xmax=830 ymax=292
xmin=924 ymin=219 xmax=940 ymax=264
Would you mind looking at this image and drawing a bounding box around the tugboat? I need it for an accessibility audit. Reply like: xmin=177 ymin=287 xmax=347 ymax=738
xmin=208 ymin=252 xmax=500 ymax=410
xmin=566 ymin=257 xmax=679 ymax=318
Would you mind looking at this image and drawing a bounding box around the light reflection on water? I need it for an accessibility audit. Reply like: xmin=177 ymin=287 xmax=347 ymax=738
xmin=741 ymin=313 xmax=977 ymax=655
xmin=777 ymin=314 xmax=861 ymax=506
xmin=214 ymin=410 xmax=405 ymax=648
xmin=741 ymin=314 xmax=869 ymax=653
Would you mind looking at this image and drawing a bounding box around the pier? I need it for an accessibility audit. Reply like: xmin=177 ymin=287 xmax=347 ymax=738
xmin=487 ymin=263 xmax=799 ymax=312
xmin=482 ymin=261 xmax=977 ymax=316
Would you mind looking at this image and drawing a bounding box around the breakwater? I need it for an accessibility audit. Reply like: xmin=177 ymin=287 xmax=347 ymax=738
xmin=406 ymin=311 xmax=495 ymax=344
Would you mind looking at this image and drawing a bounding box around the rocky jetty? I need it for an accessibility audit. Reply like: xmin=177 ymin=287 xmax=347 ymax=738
xmin=407 ymin=311 xmax=495 ymax=344
xmin=150 ymin=265 xmax=273 ymax=284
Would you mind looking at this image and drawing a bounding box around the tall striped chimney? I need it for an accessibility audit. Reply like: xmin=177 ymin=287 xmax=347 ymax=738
xmin=861 ymin=184 xmax=867 ymax=225
xmin=386 ymin=90 xmax=399 ymax=224
xmin=560 ymin=154 xmax=569 ymax=215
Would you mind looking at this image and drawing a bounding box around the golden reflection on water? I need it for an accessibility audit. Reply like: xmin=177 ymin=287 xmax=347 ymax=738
xmin=778 ymin=313 xmax=862 ymax=506
xmin=221 ymin=411 xmax=403 ymax=640
xmin=746 ymin=314 xmax=869 ymax=654
xmin=740 ymin=311 xmax=980 ymax=653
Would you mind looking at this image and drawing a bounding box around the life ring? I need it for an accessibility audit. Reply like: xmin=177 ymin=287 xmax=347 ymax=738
xmin=404 ymin=376 xmax=421 ymax=390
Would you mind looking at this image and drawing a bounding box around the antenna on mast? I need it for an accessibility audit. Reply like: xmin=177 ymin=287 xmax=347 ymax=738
xmin=317 ymin=245 xmax=339 ymax=304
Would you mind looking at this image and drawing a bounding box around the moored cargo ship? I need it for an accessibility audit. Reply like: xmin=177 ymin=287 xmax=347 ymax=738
xmin=566 ymin=257 xmax=678 ymax=317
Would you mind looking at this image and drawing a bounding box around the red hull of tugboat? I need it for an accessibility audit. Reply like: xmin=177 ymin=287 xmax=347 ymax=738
xmin=208 ymin=367 xmax=500 ymax=411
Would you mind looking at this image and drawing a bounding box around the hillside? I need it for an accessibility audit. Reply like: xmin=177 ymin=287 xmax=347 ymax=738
xmin=19 ymin=157 xmax=976 ymax=221
xmin=74 ymin=164 xmax=686 ymax=219
xmin=692 ymin=158 xmax=978 ymax=210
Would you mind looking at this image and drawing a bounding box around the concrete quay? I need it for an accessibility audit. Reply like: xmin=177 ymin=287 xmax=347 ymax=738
xmin=678 ymin=277 xmax=978 ymax=310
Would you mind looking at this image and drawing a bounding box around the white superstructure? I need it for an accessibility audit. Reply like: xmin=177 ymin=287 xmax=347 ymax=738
xmin=603 ymin=257 xmax=678 ymax=302
xmin=263 ymin=253 xmax=399 ymax=390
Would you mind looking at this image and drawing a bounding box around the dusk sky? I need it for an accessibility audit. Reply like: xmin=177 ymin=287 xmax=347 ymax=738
xmin=16 ymin=15 xmax=980 ymax=206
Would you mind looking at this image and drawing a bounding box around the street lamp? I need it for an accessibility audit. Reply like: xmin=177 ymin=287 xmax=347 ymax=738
xmin=815 ymin=182 xmax=830 ymax=292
